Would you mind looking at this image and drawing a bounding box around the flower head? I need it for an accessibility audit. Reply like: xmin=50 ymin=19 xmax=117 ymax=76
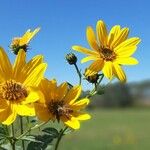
xmin=10 ymin=28 xmax=40 ymax=54
xmin=84 ymin=68 xmax=99 ymax=84
xmin=0 ymin=47 xmax=47 ymax=125
xmin=72 ymin=20 xmax=141 ymax=82
xmin=34 ymin=79 xmax=91 ymax=129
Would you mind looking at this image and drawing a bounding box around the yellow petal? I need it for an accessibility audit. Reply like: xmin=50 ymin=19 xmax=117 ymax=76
xmin=116 ymin=46 xmax=138 ymax=58
xmin=63 ymin=116 xmax=80 ymax=129
xmin=23 ymin=63 xmax=47 ymax=87
xmin=0 ymin=100 xmax=8 ymax=112
xmin=71 ymin=98 xmax=90 ymax=110
xmin=17 ymin=104 xmax=35 ymax=116
xmin=21 ymin=55 xmax=44 ymax=82
xmin=113 ymin=63 xmax=126 ymax=82
xmin=88 ymin=60 xmax=104 ymax=73
xmin=21 ymin=87 xmax=41 ymax=105
xmin=26 ymin=27 xmax=40 ymax=43
xmin=39 ymin=78 xmax=51 ymax=102
xmin=64 ymin=85 xmax=82 ymax=104
xmin=102 ymin=61 xmax=113 ymax=79
xmin=20 ymin=28 xmax=40 ymax=45
xmin=0 ymin=104 xmax=11 ymax=122
xmin=86 ymin=26 xmax=100 ymax=52
xmin=57 ymin=82 xmax=68 ymax=100
xmin=81 ymin=56 xmax=99 ymax=63
xmin=0 ymin=47 xmax=12 ymax=79
xmin=115 ymin=57 xmax=138 ymax=65
xmin=96 ymin=20 xmax=108 ymax=46
xmin=107 ymin=25 xmax=121 ymax=46
xmin=13 ymin=49 xmax=26 ymax=80
xmin=114 ymin=37 xmax=141 ymax=53
xmin=48 ymin=79 xmax=57 ymax=100
xmin=74 ymin=113 xmax=91 ymax=120
xmin=72 ymin=46 xmax=98 ymax=56
xmin=111 ymin=27 xmax=129 ymax=49
xmin=34 ymin=103 xmax=52 ymax=122
xmin=2 ymin=104 xmax=17 ymax=125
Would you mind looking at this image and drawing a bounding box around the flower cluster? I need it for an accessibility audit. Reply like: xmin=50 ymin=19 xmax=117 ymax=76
xmin=0 ymin=28 xmax=90 ymax=130
xmin=0 ymin=20 xmax=140 ymax=150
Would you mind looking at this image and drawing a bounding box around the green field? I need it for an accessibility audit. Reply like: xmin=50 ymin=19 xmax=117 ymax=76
xmin=60 ymin=108 xmax=150 ymax=150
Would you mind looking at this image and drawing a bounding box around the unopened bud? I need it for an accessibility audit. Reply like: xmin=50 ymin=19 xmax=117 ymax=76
xmin=66 ymin=53 xmax=77 ymax=65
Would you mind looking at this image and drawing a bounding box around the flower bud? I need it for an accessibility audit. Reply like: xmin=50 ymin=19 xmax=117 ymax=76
xmin=66 ymin=53 xmax=77 ymax=65
xmin=84 ymin=68 xmax=99 ymax=83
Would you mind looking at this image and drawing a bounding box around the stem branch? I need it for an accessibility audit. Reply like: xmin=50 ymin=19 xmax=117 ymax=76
xmin=20 ymin=116 xmax=25 ymax=150
xmin=11 ymin=123 xmax=16 ymax=150
xmin=54 ymin=127 xmax=68 ymax=150
xmin=74 ymin=63 xmax=82 ymax=85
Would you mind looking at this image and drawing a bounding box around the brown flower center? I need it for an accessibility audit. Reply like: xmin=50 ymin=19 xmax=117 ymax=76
xmin=100 ymin=47 xmax=116 ymax=61
xmin=48 ymin=100 xmax=73 ymax=121
xmin=0 ymin=80 xmax=28 ymax=102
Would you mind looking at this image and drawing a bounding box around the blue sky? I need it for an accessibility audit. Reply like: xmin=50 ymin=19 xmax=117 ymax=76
xmin=0 ymin=0 xmax=149 ymax=86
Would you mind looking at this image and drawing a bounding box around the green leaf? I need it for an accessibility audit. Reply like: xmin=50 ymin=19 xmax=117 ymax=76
xmin=63 ymin=128 xmax=73 ymax=135
xmin=20 ymin=135 xmax=43 ymax=143
xmin=42 ymin=127 xmax=59 ymax=138
xmin=0 ymin=126 xmax=9 ymax=146
xmin=0 ymin=126 xmax=7 ymax=136
xmin=27 ymin=134 xmax=54 ymax=150
xmin=96 ymin=86 xmax=105 ymax=95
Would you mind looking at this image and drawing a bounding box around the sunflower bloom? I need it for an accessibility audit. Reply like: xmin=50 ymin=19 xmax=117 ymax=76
xmin=72 ymin=20 xmax=141 ymax=82
xmin=0 ymin=47 xmax=47 ymax=125
xmin=10 ymin=28 xmax=40 ymax=54
xmin=34 ymin=79 xmax=91 ymax=129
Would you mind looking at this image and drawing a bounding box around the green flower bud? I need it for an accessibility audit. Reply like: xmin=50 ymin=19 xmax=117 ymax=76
xmin=66 ymin=53 xmax=77 ymax=65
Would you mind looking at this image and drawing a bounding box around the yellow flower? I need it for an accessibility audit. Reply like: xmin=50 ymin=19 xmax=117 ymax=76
xmin=0 ymin=47 xmax=47 ymax=125
xmin=34 ymin=79 xmax=91 ymax=129
xmin=10 ymin=28 xmax=40 ymax=54
xmin=72 ymin=20 xmax=141 ymax=82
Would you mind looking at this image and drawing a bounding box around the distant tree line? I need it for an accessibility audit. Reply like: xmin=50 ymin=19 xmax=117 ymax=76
xmin=83 ymin=80 xmax=150 ymax=108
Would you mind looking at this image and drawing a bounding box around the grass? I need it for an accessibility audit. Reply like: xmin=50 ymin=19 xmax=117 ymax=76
xmin=60 ymin=108 xmax=150 ymax=150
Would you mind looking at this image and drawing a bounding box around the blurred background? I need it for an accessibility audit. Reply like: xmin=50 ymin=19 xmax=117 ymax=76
xmin=0 ymin=0 xmax=150 ymax=149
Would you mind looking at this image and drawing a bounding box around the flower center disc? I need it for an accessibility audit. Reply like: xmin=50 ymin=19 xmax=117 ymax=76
xmin=100 ymin=47 xmax=116 ymax=61
xmin=0 ymin=80 xmax=28 ymax=102
xmin=48 ymin=101 xmax=73 ymax=121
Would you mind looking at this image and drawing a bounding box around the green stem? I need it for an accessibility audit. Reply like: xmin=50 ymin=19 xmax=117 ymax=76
xmin=74 ymin=63 xmax=82 ymax=85
xmin=54 ymin=127 xmax=68 ymax=150
xmin=11 ymin=123 xmax=16 ymax=150
xmin=98 ymin=74 xmax=104 ymax=84
xmin=20 ymin=116 xmax=25 ymax=150
xmin=87 ymin=74 xmax=104 ymax=98
xmin=17 ymin=121 xmax=48 ymax=140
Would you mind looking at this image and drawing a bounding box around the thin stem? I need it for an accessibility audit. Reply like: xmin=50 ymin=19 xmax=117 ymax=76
xmin=98 ymin=74 xmax=104 ymax=84
xmin=17 ymin=121 xmax=48 ymax=140
xmin=11 ymin=123 xmax=15 ymax=150
xmin=54 ymin=127 xmax=68 ymax=150
xmin=20 ymin=116 xmax=25 ymax=150
xmin=74 ymin=63 xmax=82 ymax=85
